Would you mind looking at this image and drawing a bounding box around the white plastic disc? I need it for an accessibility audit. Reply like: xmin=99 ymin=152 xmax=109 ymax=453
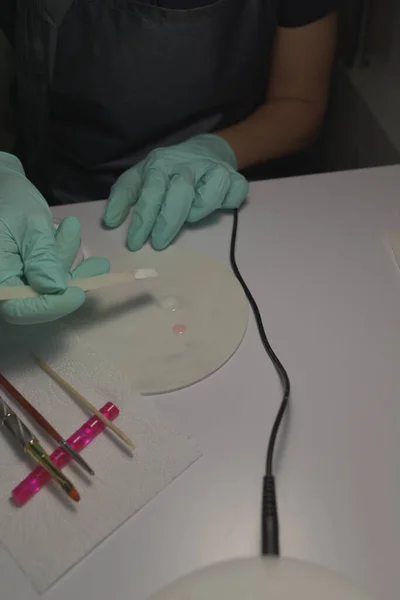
xmin=148 ymin=557 xmax=372 ymax=600
xmin=67 ymin=245 xmax=249 ymax=394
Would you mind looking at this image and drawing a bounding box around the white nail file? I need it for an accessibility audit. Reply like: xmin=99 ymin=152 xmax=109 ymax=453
xmin=0 ymin=269 xmax=159 ymax=301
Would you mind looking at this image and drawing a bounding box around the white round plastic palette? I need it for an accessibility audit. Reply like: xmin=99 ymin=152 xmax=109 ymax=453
xmin=67 ymin=245 xmax=249 ymax=394
xmin=148 ymin=557 xmax=372 ymax=600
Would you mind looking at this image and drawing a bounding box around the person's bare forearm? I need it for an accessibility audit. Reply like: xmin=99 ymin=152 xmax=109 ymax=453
xmin=217 ymin=98 xmax=325 ymax=171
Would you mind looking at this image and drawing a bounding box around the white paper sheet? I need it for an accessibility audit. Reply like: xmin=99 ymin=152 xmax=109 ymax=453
xmin=0 ymin=324 xmax=201 ymax=593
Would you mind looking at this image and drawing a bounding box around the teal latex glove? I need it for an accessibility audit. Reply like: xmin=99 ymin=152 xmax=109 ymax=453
xmin=0 ymin=152 xmax=110 ymax=325
xmin=103 ymin=134 xmax=249 ymax=251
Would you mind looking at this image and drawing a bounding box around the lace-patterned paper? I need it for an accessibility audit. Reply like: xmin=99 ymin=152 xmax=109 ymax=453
xmin=0 ymin=324 xmax=201 ymax=593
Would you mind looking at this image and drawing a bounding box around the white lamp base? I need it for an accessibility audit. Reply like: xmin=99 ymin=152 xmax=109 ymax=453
xmin=148 ymin=557 xmax=372 ymax=600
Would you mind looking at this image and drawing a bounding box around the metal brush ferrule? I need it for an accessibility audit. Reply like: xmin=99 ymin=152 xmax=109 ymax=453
xmin=0 ymin=395 xmax=12 ymax=423
xmin=25 ymin=440 xmax=75 ymax=494
xmin=60 ymin=439 xmax=95 ymax=476
xmin=0 ymin=395 xmax=34 ymax=447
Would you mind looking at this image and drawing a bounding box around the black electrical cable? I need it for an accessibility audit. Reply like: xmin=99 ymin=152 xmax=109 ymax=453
xmin=229 ymin=209 xmax=291 ymax=557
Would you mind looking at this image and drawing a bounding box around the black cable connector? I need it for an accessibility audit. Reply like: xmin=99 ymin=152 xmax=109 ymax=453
xmin=230 ymin=209 xmax=290 ymax=557
xmin=262 ymin=475 xmax=279 ymax=556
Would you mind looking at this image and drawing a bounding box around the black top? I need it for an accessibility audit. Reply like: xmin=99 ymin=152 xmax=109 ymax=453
xmin=135 ymin=0 xmax=338 ymax=26
xmin=0 ymin=0 xmax=338 ymax=202
xmin=0 ymin=1 xmax=337 ymax=43
xmin=276 ymin=0 xmax=337 ymax=26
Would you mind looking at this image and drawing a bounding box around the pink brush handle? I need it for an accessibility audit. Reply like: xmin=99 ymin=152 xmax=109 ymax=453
xmin=12 ymin=402 xmax=120 ymax=506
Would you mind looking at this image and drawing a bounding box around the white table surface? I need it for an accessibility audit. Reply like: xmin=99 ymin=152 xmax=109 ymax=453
xmin=2 ymin=166 xmax=400 ymax=600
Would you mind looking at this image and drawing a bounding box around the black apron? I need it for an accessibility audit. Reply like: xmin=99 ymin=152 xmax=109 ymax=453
xmin=16 ymin=0 xmax=278 ymax=202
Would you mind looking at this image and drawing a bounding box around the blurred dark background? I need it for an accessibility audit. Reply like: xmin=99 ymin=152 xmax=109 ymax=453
xmin=321 ymin=0 xmax=400 ymax=172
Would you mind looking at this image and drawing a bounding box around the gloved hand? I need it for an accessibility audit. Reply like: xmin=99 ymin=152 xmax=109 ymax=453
xmin=103 ymin=134 xmax=249 ymax=251
xmin=0 ymin=152 xmax=110 ymax=325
